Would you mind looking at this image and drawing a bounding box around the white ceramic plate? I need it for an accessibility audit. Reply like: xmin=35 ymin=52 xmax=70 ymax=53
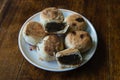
xmin=18 ymin=9 xmax=98 ymax=72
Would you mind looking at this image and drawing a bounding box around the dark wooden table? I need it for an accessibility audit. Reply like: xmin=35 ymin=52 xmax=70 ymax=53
xmin=0 ymin=0 xmax=120 ymax=80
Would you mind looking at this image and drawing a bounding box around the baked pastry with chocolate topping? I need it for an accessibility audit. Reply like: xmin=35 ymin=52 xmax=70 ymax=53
xmin=56 ymin=48 xmax=82 ymax=68
xmin=40 ymin=7 xmax=68 ymax=34
xmin=45 ymin=22 xmax=68 ymax=34
xmin=40 ymin=7 xmax=64 ymax=24
xmin=65 ymin=14 xmax=86 ymax=32
xmin=23 ymin=21 xmax=46 ymax=45
xmin=37 ymin=35 xmax=64 ymax=61
xmin=65 ymin=31 xmax=92 ymax=53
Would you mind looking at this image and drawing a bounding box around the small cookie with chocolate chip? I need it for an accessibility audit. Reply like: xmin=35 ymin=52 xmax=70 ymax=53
xmin=65 ymin=31 xmax=92 ymax=53
xmin=65 ymin=14 xmax=86 ymax=32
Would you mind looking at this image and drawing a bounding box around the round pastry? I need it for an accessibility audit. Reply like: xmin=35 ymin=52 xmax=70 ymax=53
xmin=40 ymin=7 xmax=68 ymax=34
xmin=65 ymin=14 xmax=86 ymax=31
xmin=56 ymin=48 xmax=82 ymax=68
xmin=40 ymin=7 xmax=64 ymax=25
xmin=65 ymin=31 xmax=92 ymax=53
xmin=37 ymin=35 xmax=64 ymax=61
xmin=23 ymin=21 xmax=46 ymax=45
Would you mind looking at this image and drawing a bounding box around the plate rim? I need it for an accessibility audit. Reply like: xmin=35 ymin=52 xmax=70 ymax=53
xmin=18 ymin=9 xmax=98 ymax=72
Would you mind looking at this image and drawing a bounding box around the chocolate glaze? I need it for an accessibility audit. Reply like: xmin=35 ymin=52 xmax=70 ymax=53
xmin=58 ymin=54 xmax=81 ymax=65
xmin=45 ymin=22 xmax=65 ymax=32
xmin=80 ymin=34 xmax=84 ymax=39
xmin=71 ymin=31 xmax=76 ymax=35
xmin=76 ymin=18 xmax=84 ymax=22
xmin=72 ymin=23 xmax=76 ymax=26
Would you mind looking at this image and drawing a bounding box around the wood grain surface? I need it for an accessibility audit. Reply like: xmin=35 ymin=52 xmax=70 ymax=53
xmin=0 ymin=0 xmax=120 ymax=80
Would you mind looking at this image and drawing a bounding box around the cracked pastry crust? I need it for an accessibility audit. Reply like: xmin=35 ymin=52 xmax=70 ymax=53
xmin=65 ymin=14 xmax=86 ymax=31
xmin=65 ymin=31 xmax=92 ymax=53
xmin=23 ymin=21 xmax=46 ymax=45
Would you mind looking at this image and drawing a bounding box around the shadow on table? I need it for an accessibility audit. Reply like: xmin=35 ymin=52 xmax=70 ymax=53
xmin=53 ymin=30 xmax=108 ymax=78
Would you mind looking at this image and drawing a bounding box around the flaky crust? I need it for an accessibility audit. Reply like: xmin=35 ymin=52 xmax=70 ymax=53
xmin=56 ymin=48 xmax=80 ymax=57
xmin=40 ymin=7 xmax=64 ymax=23
xmin=23 ymin=21 xmax=46 ymax=45
xmin=56 ymin=48 xmax=82 ymax=68
xmin=25 ymin=22 xmax=46 ymax=39
xmin=42 ymin=35 xmax=63 ymax=56
xmin=65 ymin=31 xmax=92 ymax=53
xmin=65 ymin=14 xmax=86 ymax=31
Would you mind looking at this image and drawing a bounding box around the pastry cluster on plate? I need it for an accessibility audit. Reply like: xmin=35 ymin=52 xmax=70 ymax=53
xmin=23 ymin=7 xmax=92 ymax=68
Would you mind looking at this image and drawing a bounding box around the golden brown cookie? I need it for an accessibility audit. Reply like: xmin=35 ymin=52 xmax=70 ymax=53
xmin=65 ymin=14 xmax=86 ymax=31
xmin=23 ymin=21 xmax=46 ymax=45
xmin=40 ymin=7 xmax=64 ymax=25
xmin=37 ymin=35 xmax=64 ymax=61
xmin=65 ymin=31 xmax=92 ymax=53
